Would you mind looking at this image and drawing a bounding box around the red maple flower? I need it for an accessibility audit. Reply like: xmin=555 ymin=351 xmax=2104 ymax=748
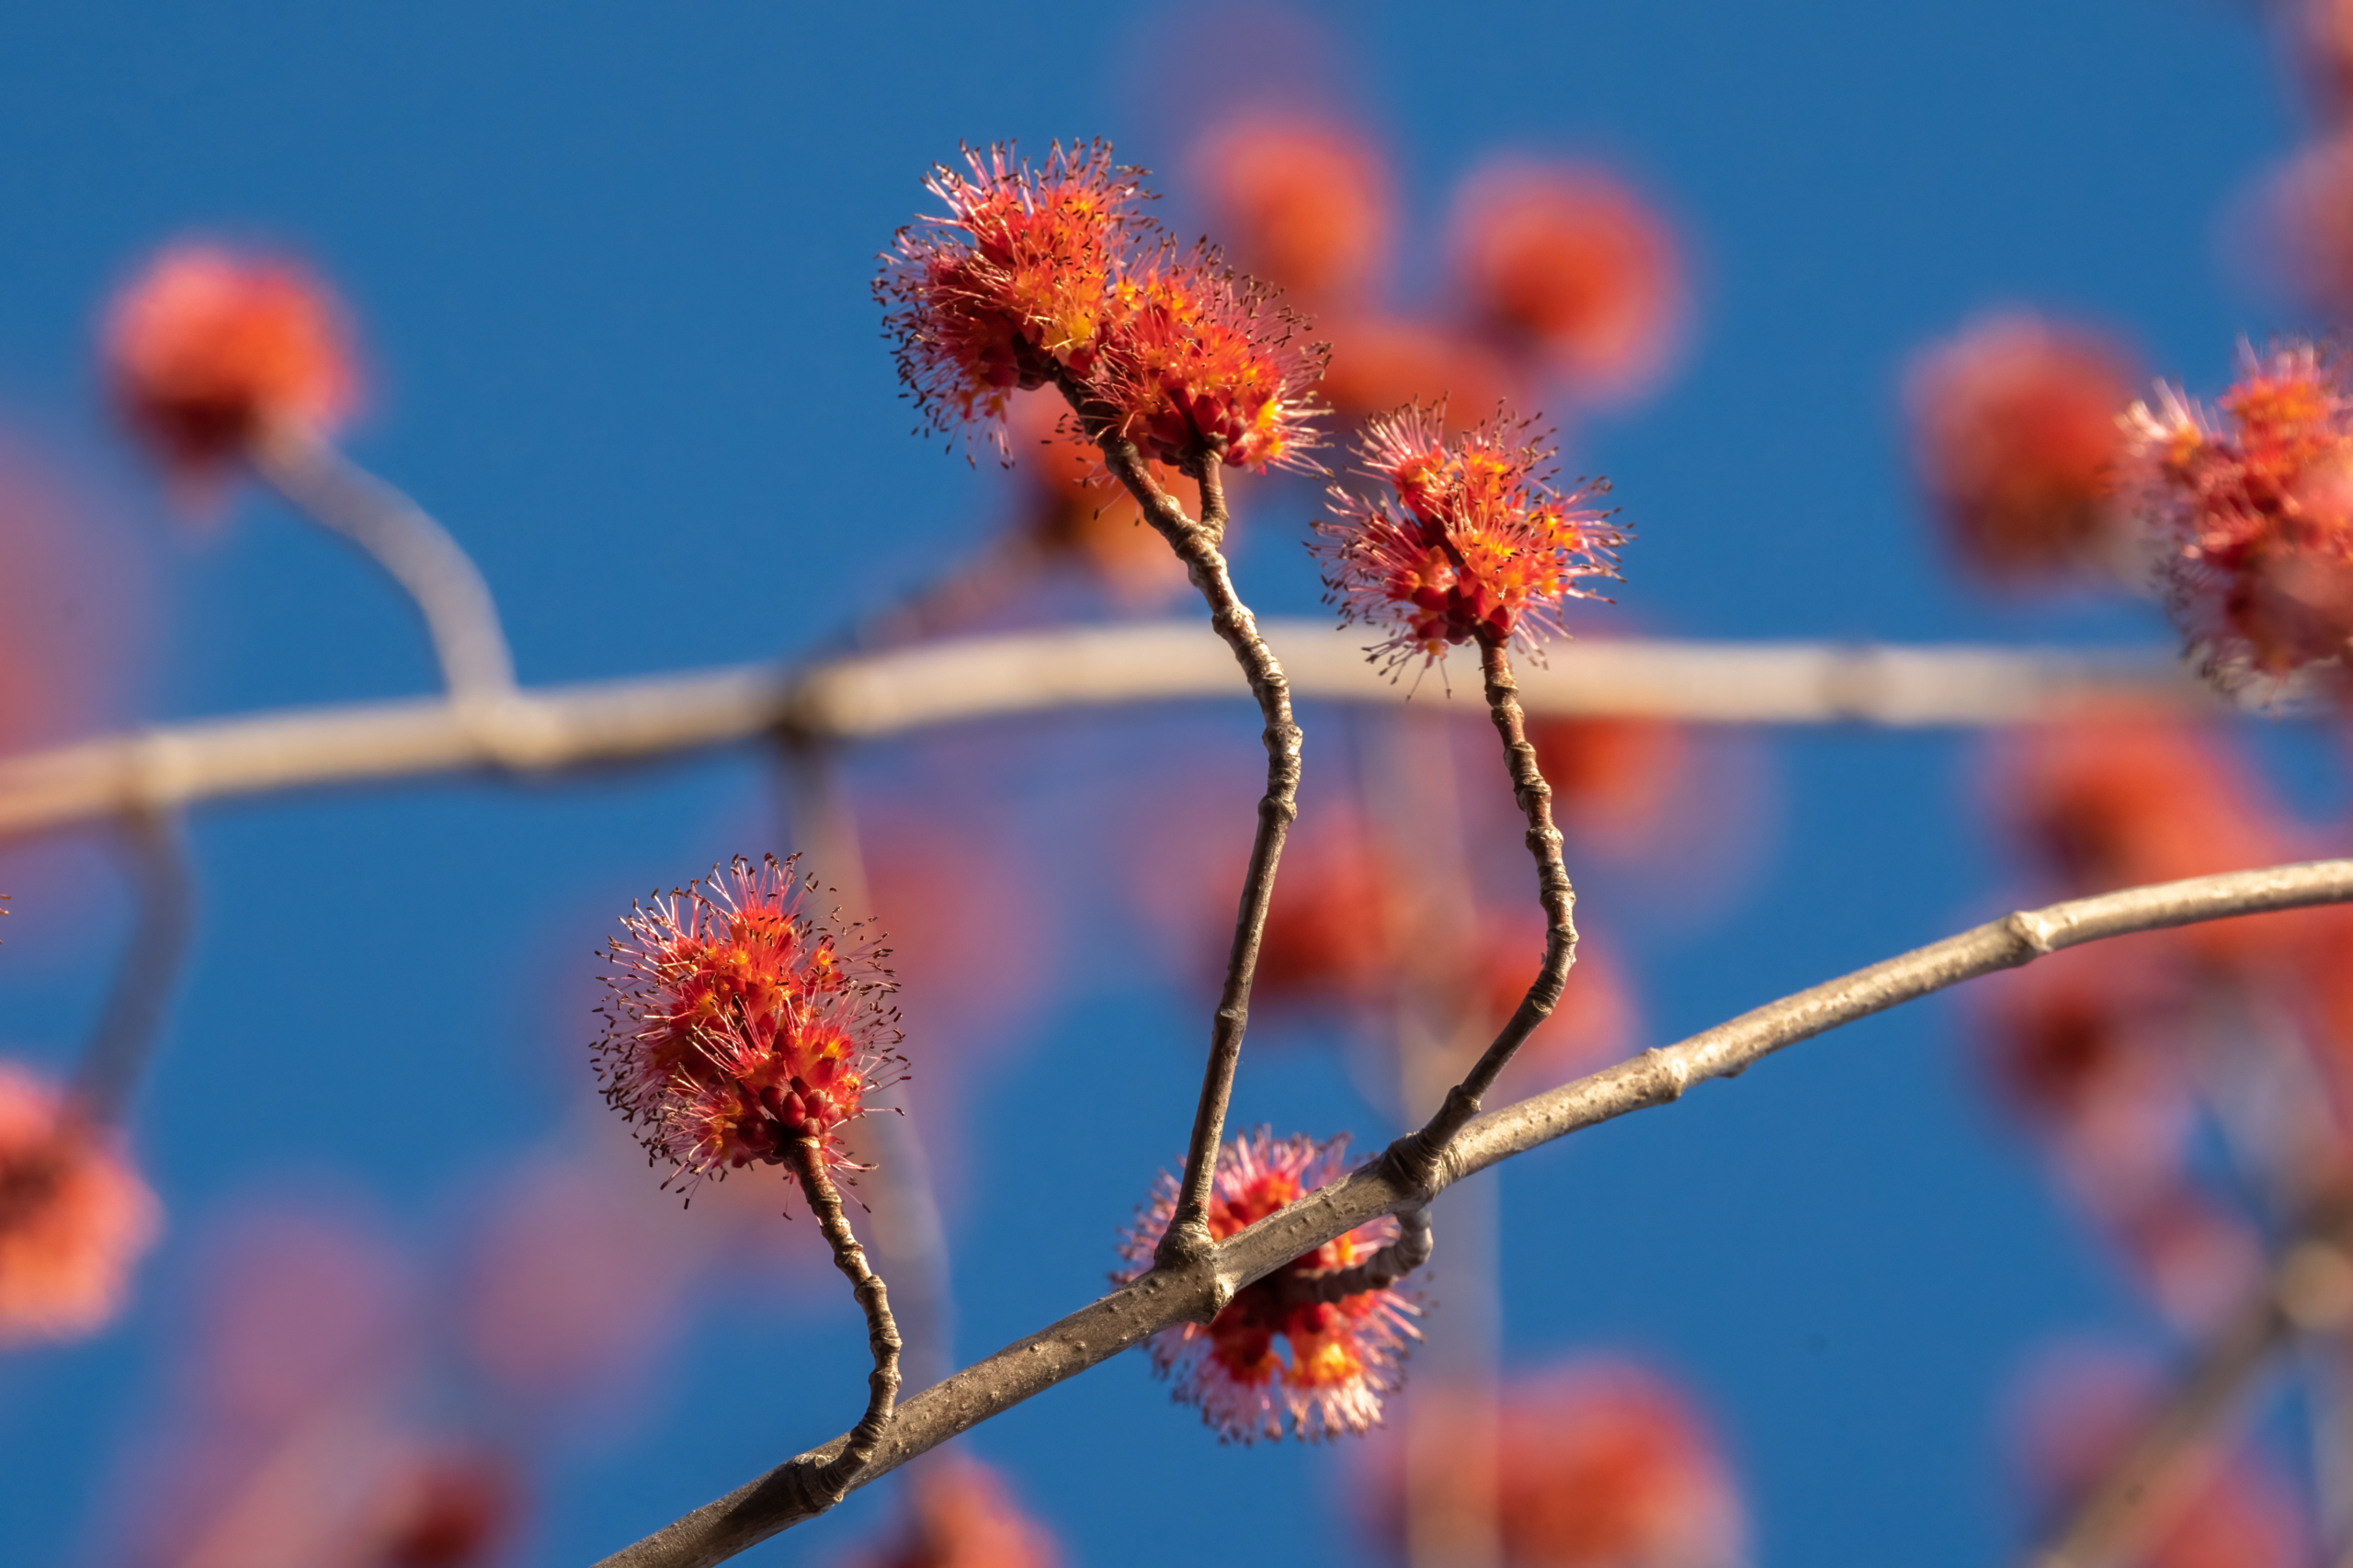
xmin=0 ymin=1062 xmax=161 ymax=1346
xmin=1095 ymin=246 xmax=1326 ymax=472
xmin=595 ymin=856 xmax=902 ymax=1198
xmin=363 ymin=1447 xmax=518 ymax=1568
xmin=1314 ymin=314 xmax=1521 ymax=428
xmin=2122 ymin=340 xmax=2353 ymax=683
xmin=1114 ymin=1129 xmax=1420 ymax=1444
xmin=1904 ymin=313 xmax=2138 ymax=580
xmin=1191 ymin=114 xmax=1392 ymax=304
xmin=103 ymin=243 xmax=358 ymax=476
xmin=841 ymin=1453 xmax=1062 ymax=1568
xmin=878 ymin=142 xmax=1153 ymax=448
xmin=1449 ymin=161 xmax=1685 ymax=401
xmin=1314 ymin=403 xmax=1623 ymax=669
xmin=1360 ymin=1359 xmax=1745 ymax=1567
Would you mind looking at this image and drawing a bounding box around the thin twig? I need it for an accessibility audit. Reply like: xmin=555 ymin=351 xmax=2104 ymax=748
xmin=1052 ymin=377 xmax=1302 ymax=1268
xmin=2023 ymin=1220 xmax=2353 ymax=1568
xmin=783 ymin=1132 xmax=902 ymax=1509
xmin=1390 ymin=637 xmax=1575 ymax=1187
xmin=593 ymin=858 xmax=2353 ymax=1568
xmin=247 ymin=424 xmax=517 ymax=697
xmin=68 ymin=812 xmax=195 ymax=1127
xmin=0 ymin=626 xmax=2208 ymax=844
xmin=775 ymin=737 xmax=957 ymax=1392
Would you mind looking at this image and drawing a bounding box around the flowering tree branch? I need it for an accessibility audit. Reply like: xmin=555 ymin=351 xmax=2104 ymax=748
xmin=1056 ymin=374 xmax=1303 ymax=1268
xmin=0 ymin=626 xmax=2208 ymax=844
xmin=247 ymin=424 xmax=517 ymax=698
xmin=594 ymin=858 xmax=2353 ymax=1568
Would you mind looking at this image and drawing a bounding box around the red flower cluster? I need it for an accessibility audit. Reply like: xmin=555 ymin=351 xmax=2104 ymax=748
xmin=1315 ymin=404 xmax=1623 ymax=668
xmin=1904 ymin=313 xmax=2139 ymax=580
xmin=594 ymin=856 xmax=902 ymax=1198
xmin=0 ymin=1063 xmax=161 ymax=1346
xmin=104 ymin=243 xmax=358 ymax=478
xmin=1449 ymin=161 xmax=1687 ymax=401
xmin=1192 ymin=115 xmax=1392 ymax=307
xmin=839 ymin=1453 xmax=1062 ymax=1568
xmin=879 ymin=142 xmax=1324 ymax=471
xmin=1360 ymin=1360 xmax=1745 ymax=1568
xmin=1115 ymin=1130 xmax=1419 ymax=1444
xmin=2122 ymin=341 xmax=2353 ymax=683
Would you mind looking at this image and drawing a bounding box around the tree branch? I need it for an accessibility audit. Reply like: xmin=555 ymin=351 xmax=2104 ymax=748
xmin=783 ymin=1132 xmax=903 ymax=1509
xmin=1390 ymin=637 xmax=1575 ymax=1187
xmin=1052 ymin=380 xmax=1302 ymax=1269
xmin=67 ymin=812 xmax=196 ymax=1127
xmin=247 ymin=424 xmax=517 ymax=698
xmin=593 ymin=858 xmax=2353 ymax=1568
xmin=0 ymin=626 xmax=2208 ymax=845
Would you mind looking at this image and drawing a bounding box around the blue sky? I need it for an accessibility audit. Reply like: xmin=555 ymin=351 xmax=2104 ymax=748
xmin=0 ymin=2 xmax=2334 ymax=1564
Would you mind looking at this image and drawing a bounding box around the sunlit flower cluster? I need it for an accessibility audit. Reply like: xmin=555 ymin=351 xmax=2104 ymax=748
xmin=1115 ymin=1129 xmax=1419 ymax=1444
xmin=2122 ymin=341 xmax=2353 ymax=684
xmin=594 ymin=855 xmax=902 ymax=1197
xmin=0 ymin=1063 xmax=160 ymax=1347
xmin=1313 ymin=403 xmax=1622 ymax=668
xmin=879 ymin=142 xmax=1324 ymax=470
xmin=104 ymin=243 xmax=358 ymax=478
xmin=1191 ymin=115 xmax=1392 ymax=306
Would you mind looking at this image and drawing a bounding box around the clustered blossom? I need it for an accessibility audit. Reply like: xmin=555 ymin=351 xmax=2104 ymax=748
xmin=878 ymin=142 xmax=1324 ymax=470
xmin=2121 ymin=340 xmax=2353 ymax=684
xmin=594 ymin=855 xmax=902 ymax=1197
xmin=1362 ymin=1361 xmax=1746 ymax=1568
xmin=1115 ymin=1129 xmax=1419 ymax=1444
xmin=0 ymin=1063 xmax=161 ymax=1346
xmin=1904 ymin=313 xmax=2138 ymax=580
xmin=1313 ymin=403 xmax=1623 ymax=668
xmin=1449 ymin=160 xmax=1687 ymax=400
xmin=103 ymin=243 xmax=358 ymax=477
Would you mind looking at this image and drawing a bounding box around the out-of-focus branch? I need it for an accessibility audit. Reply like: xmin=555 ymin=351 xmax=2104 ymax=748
xmin=2023 ymin=1222 xmax=2353 ymax=1568
xmin=68 ymin=812 xmax=195 ymax=1127
xmin=0 ymin=624 xmax=2210 ymax=846
xmin=248 ymin=425 xmax=517 ymax=697
xmin=594 ymin=859 xmax=2353 ymax=1568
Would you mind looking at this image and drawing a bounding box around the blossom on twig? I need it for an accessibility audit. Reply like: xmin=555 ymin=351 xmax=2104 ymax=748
xmin=879 ymin=142 xmax=1326 ymax=472
xmin=1313 ymin=403 xmax=1622 ymax=670
xmin=2121 ymin=340 xmax=2353 ymax=686
xmin=103 ymin=243 xmax=358 ymax=480
xmin=877 ymin=142 xmax=1153 ymax=449
xmin=594 ymin=855 xmax=902 ymax=1199
xmin=1114 ymin=1128 xmax=1419 ymax=1444
xmin=0 ymin=1062 xmax=160 ymax=1347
